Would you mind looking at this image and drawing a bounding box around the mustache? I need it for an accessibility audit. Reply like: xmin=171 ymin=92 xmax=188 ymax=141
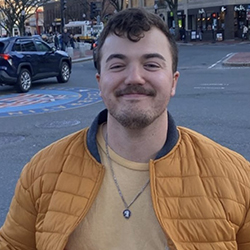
xmin=115 ymin=85 xmax=156 ymax=97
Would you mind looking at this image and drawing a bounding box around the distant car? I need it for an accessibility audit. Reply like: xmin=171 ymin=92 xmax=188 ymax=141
xmin=0 ymin=36 xmax=72 ymax=93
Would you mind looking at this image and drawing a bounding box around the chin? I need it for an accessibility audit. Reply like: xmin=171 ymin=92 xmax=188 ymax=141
xmin=113 ymin=110 xmax=160 ymax=129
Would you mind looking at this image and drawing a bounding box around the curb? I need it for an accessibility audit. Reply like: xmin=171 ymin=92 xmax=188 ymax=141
xmin=72 ymin=56 xmax=93 ymax=63
xmin=177 ymin=40 xmax=250 ymax=46
xmin=222 ymin=53 xmax=250 ymax=67
xmin=71 ymin=51 xmax=250 ymax=67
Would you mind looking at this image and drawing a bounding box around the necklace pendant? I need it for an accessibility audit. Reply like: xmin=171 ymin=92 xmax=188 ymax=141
xmin=123 ymin=209 xmax=131 ymax=219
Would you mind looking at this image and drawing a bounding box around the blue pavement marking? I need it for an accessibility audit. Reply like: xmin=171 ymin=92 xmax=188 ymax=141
xmin=0 ymin=87 xmax=102 ymax=117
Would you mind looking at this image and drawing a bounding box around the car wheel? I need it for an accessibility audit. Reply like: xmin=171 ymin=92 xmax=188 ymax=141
xmin=57 ymin=61 xmax=70 ymax=83
xmin=15 ymin=68 xmax=32 ymax=93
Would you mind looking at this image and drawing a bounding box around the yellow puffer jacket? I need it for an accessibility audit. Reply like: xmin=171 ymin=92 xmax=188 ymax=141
xmin=1 ymin=110 xmax=250 ymax=250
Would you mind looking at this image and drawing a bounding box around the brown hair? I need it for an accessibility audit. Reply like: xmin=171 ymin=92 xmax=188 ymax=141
xmin=95 ymin=8 xmax=178 ymax=74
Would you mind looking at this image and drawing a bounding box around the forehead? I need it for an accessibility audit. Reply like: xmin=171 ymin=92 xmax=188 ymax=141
xmin=101 ymin=27 xmax=171 ymax=58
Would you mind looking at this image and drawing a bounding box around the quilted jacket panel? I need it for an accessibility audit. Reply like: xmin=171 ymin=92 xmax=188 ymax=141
xmin=0 ymin=115 xmax=249 ymax=250
xmin=150 ymin=127 xmax=250 ymax=249
xmin=0 ymin=129 xmax=105 ymax=250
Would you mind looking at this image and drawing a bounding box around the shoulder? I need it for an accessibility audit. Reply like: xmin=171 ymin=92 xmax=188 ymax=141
xmin=177 ymin=126 xmax=247 ymax=160
xmin=19 ymin=128 xmax=90 ymax=189
xmin=176 ymin=127 xmax=250 ymax=174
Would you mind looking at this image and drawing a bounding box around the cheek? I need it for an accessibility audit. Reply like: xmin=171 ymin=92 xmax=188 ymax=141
xmin=156 ymin=75 xmax=174 ymax=91
xmin=99 ymin=74 xmax=121 ymax=92
xmin=98 ymin=79 xmax=113 ymax=100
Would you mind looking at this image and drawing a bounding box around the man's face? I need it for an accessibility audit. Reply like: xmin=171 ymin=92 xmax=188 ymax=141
xmin=96 ymin=27 xmax=179 ymax=129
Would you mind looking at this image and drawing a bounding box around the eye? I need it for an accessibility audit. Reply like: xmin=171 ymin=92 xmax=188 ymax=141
xmin=109 ymin=63 xmax=125 ymax=71
xmin=144 ymin=62 xmax=161 ymax=71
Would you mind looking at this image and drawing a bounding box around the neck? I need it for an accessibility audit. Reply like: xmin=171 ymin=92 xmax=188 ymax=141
xmin=103 ymin=111 xmax=168 ymax=163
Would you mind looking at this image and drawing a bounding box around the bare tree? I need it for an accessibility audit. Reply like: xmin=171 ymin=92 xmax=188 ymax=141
xmin=99 ymin=0 xmax=116 ymax=22
xmin=0 ymin=0 xmax=49 ymax=36
xmin=109 ymin=0 xmax=124 ymax=12
xmin=0 ymin=1 xmax=18 ymax=36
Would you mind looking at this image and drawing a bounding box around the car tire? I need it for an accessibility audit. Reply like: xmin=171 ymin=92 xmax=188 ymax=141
xmin=15 ymin=68 xmax=32 ymax=93
xmin=57 ymin=61 xmax=70 ymax=83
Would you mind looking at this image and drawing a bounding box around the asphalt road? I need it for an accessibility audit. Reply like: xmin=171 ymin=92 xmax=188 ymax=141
xmin=0 ymin=42 xmax=250 ymax=226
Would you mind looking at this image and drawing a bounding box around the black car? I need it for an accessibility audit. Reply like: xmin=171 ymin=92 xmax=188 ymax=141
xmin=0 ymin=36 xmax=72 ymax=93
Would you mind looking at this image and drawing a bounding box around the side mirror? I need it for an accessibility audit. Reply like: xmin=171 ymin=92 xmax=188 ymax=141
xmin=51 ymin=46 xmax=56 ymax=52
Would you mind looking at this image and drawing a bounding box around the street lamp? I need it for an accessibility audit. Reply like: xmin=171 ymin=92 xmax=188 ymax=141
xmin=21 ymin=10 xmax=25 ymax=36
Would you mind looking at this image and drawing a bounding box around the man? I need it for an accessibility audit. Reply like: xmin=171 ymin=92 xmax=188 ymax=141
xmin=242 ymin=25 xmax=248 ymax=41
xmin=54 ymin=32 xmax=60 ymax=50
xmin=0 ymin=8 xmax=250 ymax=250
xmin=62 ymin=28 xmax=70 ymax=51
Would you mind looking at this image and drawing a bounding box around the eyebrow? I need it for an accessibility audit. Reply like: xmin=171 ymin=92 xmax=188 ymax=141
xmin=143 ymin=53 xmax=166 ymax=61
xmin=105 ymin=53 xmax=166 ymax=63
xmin=106 ymin=54 xmax=127 ymax=63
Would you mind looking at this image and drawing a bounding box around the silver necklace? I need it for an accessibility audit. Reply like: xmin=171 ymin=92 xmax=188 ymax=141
xmin=105 ymin=133 xmax=150 ymax=219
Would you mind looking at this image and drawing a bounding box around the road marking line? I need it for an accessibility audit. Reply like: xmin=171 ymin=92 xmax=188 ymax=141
xmin=194 ymin=87 xmax=225 ymax=89
xmin=200 ymin=83 xmax=229 ymax=86
xmin=208 ymin=53 xmax=233 ymax=69
xmin=194 ymin=83 xmax=229 ymax=90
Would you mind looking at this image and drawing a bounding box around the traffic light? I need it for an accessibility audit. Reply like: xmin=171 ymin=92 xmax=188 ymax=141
xmin=90 ymin=2 xmax=97 ymax=19
xmin=60 ymin=0 xmax=67 ymax=33
xmin=61 ymin=0 xmax=67 ymax=11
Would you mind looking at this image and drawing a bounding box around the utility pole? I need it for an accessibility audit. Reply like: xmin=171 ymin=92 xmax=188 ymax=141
xmin=21 ymin=10 xmax=25 ymax=36
xmin=60 ymin=0 xmax=67 ymax=33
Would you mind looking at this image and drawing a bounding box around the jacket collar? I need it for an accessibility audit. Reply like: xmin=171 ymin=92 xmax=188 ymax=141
xmin=87 ymin=109 xmax=179 ymax=163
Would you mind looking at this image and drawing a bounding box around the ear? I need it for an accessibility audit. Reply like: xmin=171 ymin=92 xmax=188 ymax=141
xmin=96 ymin=73 xmax=102 ymax=95
xmin=171 ymin=71 xmax=180 ymax=97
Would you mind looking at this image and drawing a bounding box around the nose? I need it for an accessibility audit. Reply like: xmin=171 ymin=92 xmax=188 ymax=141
xmin=124 ymin=64 xmax=146 ymax=85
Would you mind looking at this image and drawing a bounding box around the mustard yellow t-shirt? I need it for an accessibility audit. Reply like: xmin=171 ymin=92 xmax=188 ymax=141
xmin=66 ymin=124 xmax=169 ymax=250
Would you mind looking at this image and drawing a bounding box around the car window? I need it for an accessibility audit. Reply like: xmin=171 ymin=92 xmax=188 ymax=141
xmin=12 ymin=40 xmax=37 ymax=52
xmin=21 ymin=40 xmax=37 ymax=52
xmin=35 ymin=40 xmax=50 ymax=52
xmin=0 ymin=42 xmax=5 ymax=53
xmin=12 ymin=41 xmax=22 ymax=52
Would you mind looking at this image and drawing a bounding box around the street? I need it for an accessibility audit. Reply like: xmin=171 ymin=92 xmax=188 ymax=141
xmin=0 ymin=42 xmax=250 ymax=226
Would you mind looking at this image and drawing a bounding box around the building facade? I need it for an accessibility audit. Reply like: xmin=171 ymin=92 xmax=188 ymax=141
xmin=41 ymin=0 xmax=250 ymax=40
xmin=177 ymin=0 xmax=250 ymax=40
xmin=43 ymin=0 xmax=115 ymax=34
xmin=121 ymin=0 xmax=250 ymax=40
xmin=146 ymin=0 xmax=250 ymax=41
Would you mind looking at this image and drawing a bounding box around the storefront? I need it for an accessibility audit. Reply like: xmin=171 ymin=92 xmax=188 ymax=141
xmin=186 ymin=4 xmax=250 ymax=41
xmin=234 ymin=4 xmax=250 ymax=38
xmin=188 ymin=6 xmax=224 ymax=41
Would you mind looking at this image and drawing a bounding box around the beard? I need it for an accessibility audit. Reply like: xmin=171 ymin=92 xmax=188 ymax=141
xmin=109 ymin=104 xmax=166 ymax=129
xmin=106 ymin=85 xmax=167 ymax=129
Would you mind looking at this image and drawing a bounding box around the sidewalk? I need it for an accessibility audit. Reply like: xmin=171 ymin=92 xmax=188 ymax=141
xmin=71 ymin=48 xmax=93 ymax=63
xmin=178 ymin=39 xmax=250 ymax=67
xmin=222 ymin=52 xmax=250 ymax=67
xmin=71 ymin=40 xmax=250 ymax=67
xmin=177 ymin=38 xmax=250 ymax=46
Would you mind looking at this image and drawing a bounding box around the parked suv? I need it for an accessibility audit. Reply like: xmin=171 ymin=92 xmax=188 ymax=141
xmin=0 ymin=36 xmax=72 ymax=93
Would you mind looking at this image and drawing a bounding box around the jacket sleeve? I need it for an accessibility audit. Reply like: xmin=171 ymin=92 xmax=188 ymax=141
xmin=237 ymin=206 xmax=250 ymax=250
xmin=0 ymin=163 xmax=37 ymax=250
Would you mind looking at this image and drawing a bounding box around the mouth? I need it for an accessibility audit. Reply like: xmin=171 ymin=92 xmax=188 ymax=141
xmin=115 ymin=85 xmax=156 ymax=97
